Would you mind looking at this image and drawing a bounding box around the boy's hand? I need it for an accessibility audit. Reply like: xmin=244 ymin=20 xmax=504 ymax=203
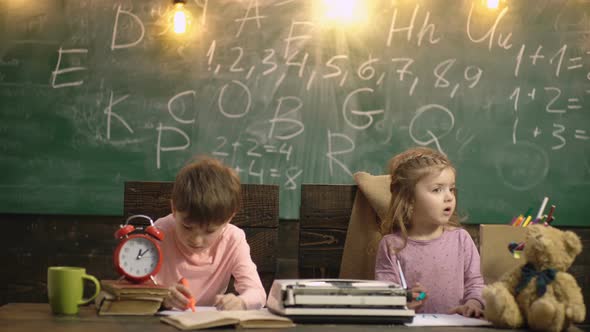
xmin=214 ymin=294 xmax=246 ymax=310
xmin=406 ymin=282 xmax=427 ymax=310
xmin=162 ymin=281 xmax=194 ymax=310
xmin=449 ymin=299 xmax=483 ymax=317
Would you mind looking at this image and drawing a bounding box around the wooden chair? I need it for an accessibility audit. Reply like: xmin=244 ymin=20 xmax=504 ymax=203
xmin=297 ymin=183 xmax=480 ymax=280
xmin=123 ymin=181 xmax=279 ymax=293
xmin=298 ymin=184 xmax=357 ymax=278
xmin=297 ymin=184 xmax=589 ymax=324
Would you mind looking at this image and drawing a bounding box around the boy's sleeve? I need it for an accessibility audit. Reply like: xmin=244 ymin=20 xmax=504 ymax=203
xmin=230 ymin=232 xmax=267 ymax=310
xmin=462 ymin=231 xmax=485 ymax=307
xmin=374 ymin=236 xmax=402 ymax=285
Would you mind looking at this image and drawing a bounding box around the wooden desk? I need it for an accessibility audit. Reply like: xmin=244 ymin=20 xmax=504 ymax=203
xmin=0 ymin=303 xmax=586 ymax=332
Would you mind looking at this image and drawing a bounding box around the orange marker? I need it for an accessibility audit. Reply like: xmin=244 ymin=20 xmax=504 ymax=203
xmin=179 ymin=277 xmax=196 ymax=312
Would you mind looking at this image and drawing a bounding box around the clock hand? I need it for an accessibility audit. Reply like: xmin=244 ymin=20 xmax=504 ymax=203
xmin=137 ymin=248 xmax=150 ymax=259
xmin=136 ymin=249 xmax=143 ymax=259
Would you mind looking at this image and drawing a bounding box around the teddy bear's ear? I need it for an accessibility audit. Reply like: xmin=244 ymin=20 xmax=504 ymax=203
xmin=563 ymin=231 xmax=582 ymax=257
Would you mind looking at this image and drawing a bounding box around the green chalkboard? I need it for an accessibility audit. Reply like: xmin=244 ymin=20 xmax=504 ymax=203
xmin=0 ymin=0 xmax=588 ymax=224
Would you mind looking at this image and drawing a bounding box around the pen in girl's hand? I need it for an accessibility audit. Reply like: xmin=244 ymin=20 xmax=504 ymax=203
xmin=406 ymin=290 xmax=427 ymax=302
xmin=396 ymin=259 xmax=408 ymax=289
xmin=397 ymin=256 xmax=427 ymax=302
xmin=179 ymin=277 xmax=196 ymax=312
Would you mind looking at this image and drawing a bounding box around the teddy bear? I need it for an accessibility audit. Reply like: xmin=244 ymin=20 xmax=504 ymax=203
xmin=483 ymin=224 xmax=586 ymax=332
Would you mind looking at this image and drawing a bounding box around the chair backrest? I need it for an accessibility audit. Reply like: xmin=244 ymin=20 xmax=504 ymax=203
xmin=123 ymin=181 xmax=279 ymax=292
xmin=297 ymin=183 xmax=479 ymax=280
xmin=298 ymin=184 xmax=357 ymax=278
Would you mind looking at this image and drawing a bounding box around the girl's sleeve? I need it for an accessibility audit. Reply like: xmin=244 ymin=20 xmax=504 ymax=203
xmin=230 ymin=233 xmax=267 ymax=310
xmin=374 ymin=236 xmax=402 ymax=285
xmin=462 ymin=231 xmax=485 ymax=307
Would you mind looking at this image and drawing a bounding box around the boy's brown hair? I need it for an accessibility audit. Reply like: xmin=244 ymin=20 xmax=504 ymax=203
xmin=171 ymin=156 xmax=241 ymax=226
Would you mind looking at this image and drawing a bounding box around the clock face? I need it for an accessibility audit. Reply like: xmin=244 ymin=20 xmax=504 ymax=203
xmin=116 ymin=236 xmax=160 ymax=278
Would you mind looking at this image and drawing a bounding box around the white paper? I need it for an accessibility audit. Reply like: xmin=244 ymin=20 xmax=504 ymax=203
xmin=298 ymin=280 xmax=391 ymax=288
xmin=157 ymin=306 xmax=218 ymax=316
xmin=405 ymin=314 xmax=492 ymax=327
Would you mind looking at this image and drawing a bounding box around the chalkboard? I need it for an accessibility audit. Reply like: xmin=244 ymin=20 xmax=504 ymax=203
xmin=0 ymin=0 xmax=589 ymax=224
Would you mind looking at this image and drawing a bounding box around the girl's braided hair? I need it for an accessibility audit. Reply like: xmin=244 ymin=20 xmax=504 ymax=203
xmin=381 ymin=147 xmax=461 ymax=251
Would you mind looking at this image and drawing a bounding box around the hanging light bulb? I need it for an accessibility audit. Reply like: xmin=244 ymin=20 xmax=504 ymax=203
xmin=485 ymin=0 xmax=500 ymax=9
xmin=317 ymin=0 xmax=368 ymax=27
xmin=172 ymin=0 xmax=189 ymax=34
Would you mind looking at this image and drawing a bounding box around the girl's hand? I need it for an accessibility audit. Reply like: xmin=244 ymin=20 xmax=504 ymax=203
xmin=162 ymin=281 xmax=194 ymax=310
xmin=449 ymin=299 xmax=483 ymax=317
xmin=214 ymin=294 xmax=246 ymax=310
xmin=406 ymin=282 xmax=428 ymax=310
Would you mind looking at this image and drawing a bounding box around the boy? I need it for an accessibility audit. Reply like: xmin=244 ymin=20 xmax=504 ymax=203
xmin=155 ymin=156 xmax=266 ymax=310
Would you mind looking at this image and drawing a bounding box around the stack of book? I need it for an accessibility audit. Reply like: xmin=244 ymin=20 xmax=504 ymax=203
xmin=95 ymin=279 xmax=170 ymax=315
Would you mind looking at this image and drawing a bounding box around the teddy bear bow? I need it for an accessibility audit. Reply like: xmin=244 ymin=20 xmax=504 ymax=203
xmin=515 ymin=263 xmax=557 ymax=297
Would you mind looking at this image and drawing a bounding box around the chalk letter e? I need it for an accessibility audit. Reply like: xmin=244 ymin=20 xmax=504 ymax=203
xmin=51 ymin=48 xmax=88 ymax=88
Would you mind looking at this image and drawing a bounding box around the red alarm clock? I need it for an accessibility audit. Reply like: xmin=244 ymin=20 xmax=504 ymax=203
xmin=113 ymin=214 xmax=164 ymax=284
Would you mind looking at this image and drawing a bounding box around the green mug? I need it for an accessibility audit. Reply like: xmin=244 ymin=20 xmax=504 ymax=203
xmin=47 ymin=266 xmax=100 ymax=315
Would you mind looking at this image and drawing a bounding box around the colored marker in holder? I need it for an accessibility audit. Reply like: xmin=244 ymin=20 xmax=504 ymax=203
xmin=508 ymin=241 xmax=525 ymax=259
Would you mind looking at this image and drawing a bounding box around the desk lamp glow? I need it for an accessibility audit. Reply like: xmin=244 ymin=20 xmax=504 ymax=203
xmin=172 ymin=0 xmax=189 ymax=34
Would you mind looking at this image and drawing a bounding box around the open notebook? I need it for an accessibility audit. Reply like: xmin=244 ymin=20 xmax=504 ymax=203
xmin=160 ymin=309 xmax=295 ymax=330
xmin=157 ymin=306 xmax=217 ymax=316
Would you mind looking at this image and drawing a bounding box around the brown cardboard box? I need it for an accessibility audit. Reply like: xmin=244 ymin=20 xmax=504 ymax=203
xmin=479 ymin=225 xmax=527 ymax=284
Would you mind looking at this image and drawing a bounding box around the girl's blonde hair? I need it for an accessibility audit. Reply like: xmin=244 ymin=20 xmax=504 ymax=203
xmin=380 ymin=147 xmax=461 ymax=250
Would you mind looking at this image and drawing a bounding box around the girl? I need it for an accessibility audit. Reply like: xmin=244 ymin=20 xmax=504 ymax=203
xmin=374 ymin=147 xmax=484 ymax=317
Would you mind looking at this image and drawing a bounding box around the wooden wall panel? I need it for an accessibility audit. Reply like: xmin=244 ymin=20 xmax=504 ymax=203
xmin=0 ymin=214 xmax=121 ymax=305
xmin=276 ymin=219 xmax=299 ymax=279
xmin=1 ymin=183 xmax=280 ymax=305
xmin=298 ymin=184 xmax=356 ymax=279
xmin=2 ymin=183 xmax=588 ymax=326
xmin=299 ymin=184 xmax=356 ymax=229
xmin=299 ymin=228 xmax=347 ymax=279
xmin=298 ymin=184 xmax=590 ymax=324
xmin=124 ymin=182 xmax=279 ymax=227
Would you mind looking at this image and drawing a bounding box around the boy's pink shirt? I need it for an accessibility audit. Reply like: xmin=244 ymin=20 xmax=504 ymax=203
xmin=154 ymin=214 xmax=267 ymax=309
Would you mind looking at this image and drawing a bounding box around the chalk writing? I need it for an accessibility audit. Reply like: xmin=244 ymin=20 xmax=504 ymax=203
xmin=0 ymin=0 xmax=588 ymax=223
